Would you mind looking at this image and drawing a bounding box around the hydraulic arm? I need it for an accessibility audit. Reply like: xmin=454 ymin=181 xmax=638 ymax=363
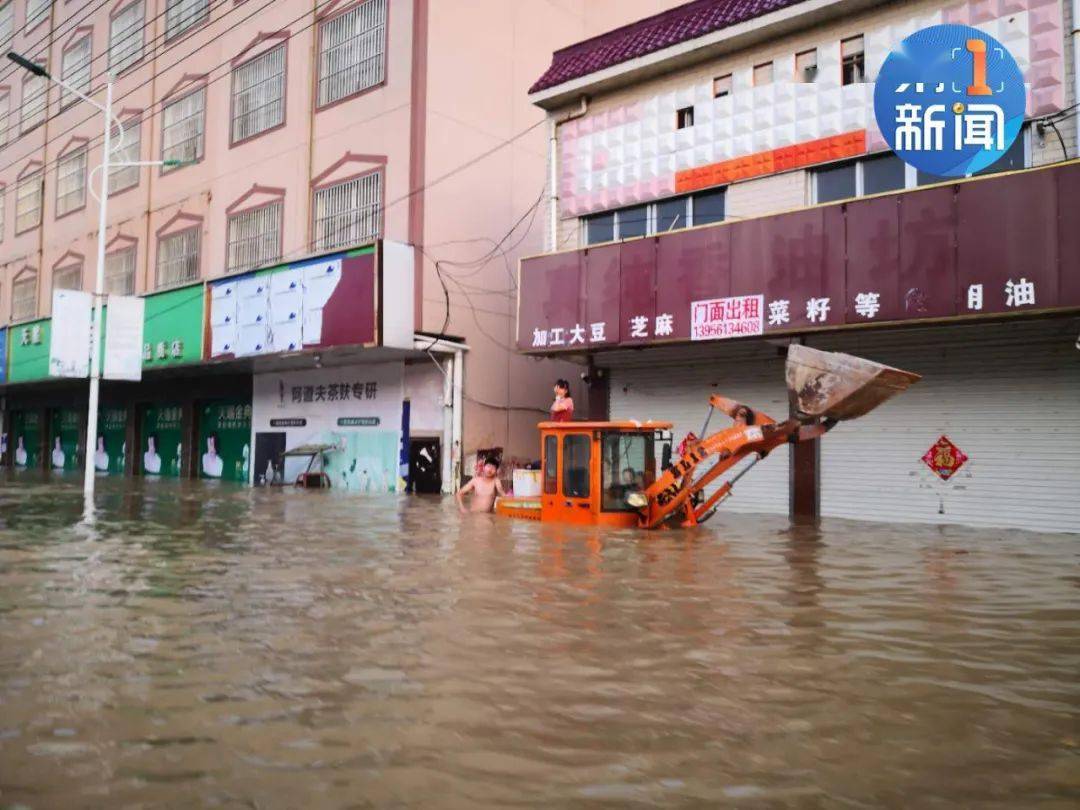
xmin=638 ymin=395 xmax=835 ymax=529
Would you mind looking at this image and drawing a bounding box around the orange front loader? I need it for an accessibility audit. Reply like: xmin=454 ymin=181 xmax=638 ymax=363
xmin=495 ymin=345 xmax=921 ymax=529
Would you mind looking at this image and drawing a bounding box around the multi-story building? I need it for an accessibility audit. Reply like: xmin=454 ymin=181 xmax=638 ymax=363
xmin=521 ymin=0 xmax=1080 ymax=532
xmin=0 ymin=0 xmax=682 ymax=491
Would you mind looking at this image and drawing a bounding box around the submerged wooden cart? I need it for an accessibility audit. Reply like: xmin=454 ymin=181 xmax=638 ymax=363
xmin=495 ymin=345 xmax=920 ymax=529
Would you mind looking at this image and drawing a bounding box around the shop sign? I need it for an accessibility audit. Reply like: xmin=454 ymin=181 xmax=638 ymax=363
xmin=143 ymin=284 xmax=204 ymax=368
xmin=691 ymin=294 xmax=764 ymax=341
xmin=337 ymin=417 xmax=380 ymax=427
xmin=270 ymin=418 xmax=307 ymax=428
xmin=921 ymin=435 xmax=969 ymax=481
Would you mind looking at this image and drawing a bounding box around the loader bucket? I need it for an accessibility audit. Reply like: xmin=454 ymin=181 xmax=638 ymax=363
xmin=786 ymin=344 xmax=921 ymax=421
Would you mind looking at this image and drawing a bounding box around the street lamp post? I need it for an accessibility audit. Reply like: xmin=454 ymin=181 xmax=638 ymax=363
xmin=7 ymin=52 xmax=184 ymax=513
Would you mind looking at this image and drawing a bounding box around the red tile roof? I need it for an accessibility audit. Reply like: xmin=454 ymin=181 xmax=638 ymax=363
xmin=530 ymin=0 xmax=810 ymax=94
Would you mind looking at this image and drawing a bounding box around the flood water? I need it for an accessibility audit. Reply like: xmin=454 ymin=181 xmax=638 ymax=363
xmin=0 ymin=474 xmax=1077 ymax=808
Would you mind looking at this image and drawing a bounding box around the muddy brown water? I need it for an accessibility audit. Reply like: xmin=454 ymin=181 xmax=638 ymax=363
xmin=0 ymin=474 xmax=1077 ymax=809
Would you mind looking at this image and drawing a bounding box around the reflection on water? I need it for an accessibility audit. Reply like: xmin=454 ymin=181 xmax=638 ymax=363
xmin=1 ymin=473 xmax=1077 ymax=808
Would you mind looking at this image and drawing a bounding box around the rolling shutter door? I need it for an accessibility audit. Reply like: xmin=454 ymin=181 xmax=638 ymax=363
xmin=606 ymin=342 xmax=791 ymax=516
xmin=813 ymin=318 xmax=1080 ymax=533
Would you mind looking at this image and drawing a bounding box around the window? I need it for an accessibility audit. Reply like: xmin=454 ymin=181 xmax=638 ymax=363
xmin=21 ymin=72 xmax=47 ymax=133
xmin=110 ymin=0 xmax=144 ymax=72
xmin=15 ymin=169 xmax=43 ymax=232
xmin=231 ymin=44 xmax=286 ymax=143
xmin=582 ymin=187 xmax=726 ymax=245
xmin=105 ymin=247 xmax=136 ymax=294
xmin=227 ymin=201 xmax=283 ymax=273
xmin=56 ymin=147 xmax=88 ymax=216
xmin=862 ymin=153 xmax=907 ymax=195
xmin=712 ymin=73 xmax=732 ymax=98
xmin=601 ymin=433 xmax=652 ymax=512
xmin=842 ymin=35 xmax=864 ymax=85
xmin=543 ymin=435 xmax=558 ymax=495
xmin=676 ymin=106 xmax=694 ymax=129
xmin=25 ymin=0 xmax=50 ymax=31
xmin=813 ymin=162 xmax=856 ymax=203
xmin=753 ymin=61 xmax=773 ymax=86
xmin=0 ymin=91 xmax=9 ymax=147
xmin=0 ymin=1 xmax=13 ymax=49
xmin=796 ymin=49 xmax=818 ymax=83
xmin=312 ymin=172 xmax=381 ymax=251
xmin=165 ymin=0 xmax=208 ymax=40
xmin=562 ymin=434 xmax=590 ymax=499
xmin=317 ymin=0 xmax=386 ymax=107
xmin=61 ymin=36 xmax=91 ymax=108
xmin=918 ymin=125 xmax=1030 ymax=185
xmin=157 ymin=227 xmax=200 ymax=287
xmin=161 ymin=88 xmax=206 ymax=168
xmin=12 ymin=273 xmax=37 ymax=320
xmin=109 ymin=118 xmax=141 ymax=193
xmin=53 ymin=263 xmax=81 ymax=292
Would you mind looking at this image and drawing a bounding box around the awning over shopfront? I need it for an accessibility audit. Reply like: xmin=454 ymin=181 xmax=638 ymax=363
xmin=518 ymin=161 xmax=1080 ymax=354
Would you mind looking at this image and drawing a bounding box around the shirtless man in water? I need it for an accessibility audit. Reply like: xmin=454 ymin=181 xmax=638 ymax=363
xmin=457 ymin=457 xmax=506 ymax=513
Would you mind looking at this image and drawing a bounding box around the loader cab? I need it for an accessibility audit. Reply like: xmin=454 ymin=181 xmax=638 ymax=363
xmin=539 ymin=421 xmax=673 ymax=527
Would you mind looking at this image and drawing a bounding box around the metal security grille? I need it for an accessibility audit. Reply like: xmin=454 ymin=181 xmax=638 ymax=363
xmin=15 ymin=170 xmax=42 ymax=232
xmin=227 ymin=201 xmax=282 ymax=273
xmin=109 ymin=118 xmax=141 ymax=193
xmin=312 ymin=173 xmax=380 ymax=251
xmin=165 ymin=0 xmax=208 ymax=40
xmin=52 ymin=264 xmax=81 ymax=292
xmin=56 ymin=148 xmax=87 ymax=215
xmin=61 ymin=36 xmax=91 ymax=107
xmin=317 ymin=0 xmax=385 ymax=107
xmin=21 ymin=73 xmax=47 ymax=133
xmin=231 ymin=45 xmax=285 ymax=143
xmin=12 ymin=275 xmax=37 ymax=320
xmin=105 ymin=247 xmax=136 ymax=294
xmin=25 ymin=0 xmax=50 ymax=31
xmin=0 ymin=91 xmax=9 ymax=147
xmin=161 ymin=88 xmax=205 ymax=166
xmin=109 ymin=0 xmax=144 ymax=72
xmin=157 ymin=227 xmax=200 ymax=287
xmin=0 ymin=2 xmax=13 ymax=49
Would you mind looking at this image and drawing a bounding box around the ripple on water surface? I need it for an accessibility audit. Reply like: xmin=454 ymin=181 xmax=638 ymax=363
xmin=0 ymin=474 xmax=1078 ymax=808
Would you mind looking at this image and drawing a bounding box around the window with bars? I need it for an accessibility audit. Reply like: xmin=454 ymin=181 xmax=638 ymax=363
xmin=15 ymin=170 xmax=43 ymax=232
xmin=0 ymin=1 xmax=13 ymax=49
xmin=105 ymin=247 xmax=136 ymax=294
xmin=56 ymin=147 xmax=87 ymax=216
xmin=165 ymin=0 xmax=208 ymax=40
xmin=21 ymin=72 xmax=47 ymax=133
xmin=109 ymin=118 xmax=141 ymax=193
xmin=0 ymin=91 xmax=9 ymax=147
xmin=12 ymin=273 xmax=37 ymax=320
xmin=53 ymin=263 xmax=82 ymax=292
xmin=110 ymin=0 xmax=144 ymax=72
xmin=61 ymin=36 xmax=91 ymax=108
xmin=25 ymin=0 xmax=50 ymax=31
xmin=231 ymin=44 xmax=286 ymax=143
xmin=227 ymin=201 xmax=283 ymax=273
xmin=312 ymin=173 xmax=381 ymax=251
xmin=157 ymin=227 xmax=200 ymax=287
xmin=317 ymin=0 xmax=386 ymax=107
xmin=161 ymin=88 xmax=205 ymax=168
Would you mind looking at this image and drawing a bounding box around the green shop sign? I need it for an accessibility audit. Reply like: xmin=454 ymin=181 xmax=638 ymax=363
xmin=11 ymin=410 xmax=41 ymax=469
xmin=96 ymin=407 xmax=128 ymax=475
xmin=49 ymin=409 xmax=82 ymax=471
xmin=141 ymin=404 xmax=183 ymax=477
xmin=198 ymin=400 xmax=251 ymax=483
xmin=143 ymin=283 xmax=204 ymax=368
xmin=7 ymin=319 xmax=50 ymax=383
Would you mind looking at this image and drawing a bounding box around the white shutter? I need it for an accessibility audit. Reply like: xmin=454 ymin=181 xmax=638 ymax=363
xmin=814 ymin=318 xmax=1080 ymax=533
xmin=606 ymin=340 xmax=791 ymax=516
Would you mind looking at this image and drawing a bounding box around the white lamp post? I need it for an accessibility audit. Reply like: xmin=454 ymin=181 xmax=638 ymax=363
xmin=7 ymin=52 xmax=186 ymax=512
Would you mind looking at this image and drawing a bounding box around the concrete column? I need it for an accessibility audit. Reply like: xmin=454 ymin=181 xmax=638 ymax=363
xmin=788 ymin=389 xmax=820 ymax=520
